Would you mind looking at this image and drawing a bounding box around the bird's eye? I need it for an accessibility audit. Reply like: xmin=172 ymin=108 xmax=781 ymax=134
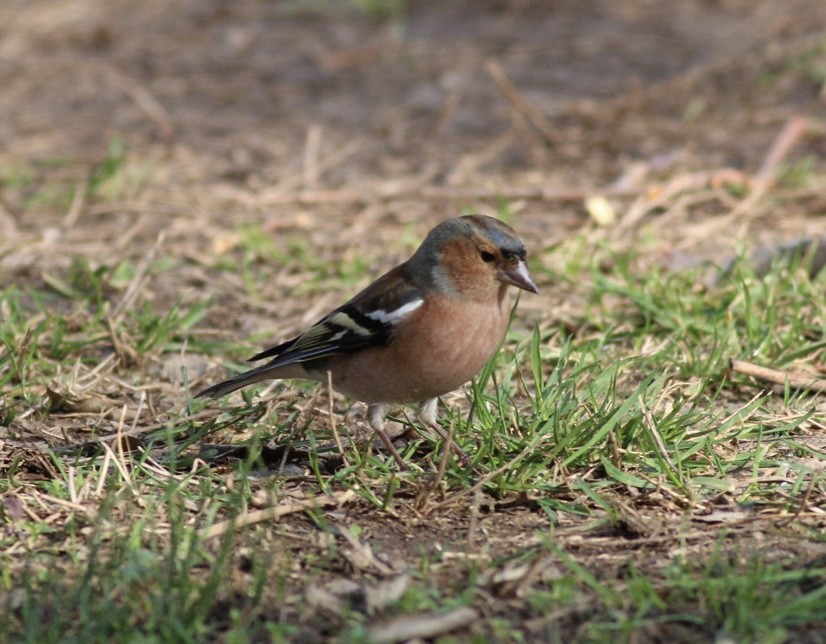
xmin=480 ymin=250 xmax=496 ymax=263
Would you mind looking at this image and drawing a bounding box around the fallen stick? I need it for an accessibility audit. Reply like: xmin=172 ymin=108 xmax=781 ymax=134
xmin=754 ymin=115 xmax=808 ymax=189
xmin=201 ymin=489 xmax=357 ymax=540
xmin=484 ymin=59 xmax=561 ymax=147
xmin=253 ymin=184 xmax=638 ymax=206
xmin=730 ymin=359 xmax=826 ymax=393
xmin=104 ymin=66 xmax=174 ymax=141
xmin=725 ymin=115 xmax=808 ymax=225
xmin=368 ymin=607 xmax=478 ymax=643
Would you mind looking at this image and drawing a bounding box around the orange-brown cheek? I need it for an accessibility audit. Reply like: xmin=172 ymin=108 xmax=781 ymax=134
xmin=440 ymin=240 xmax=497 ymax=298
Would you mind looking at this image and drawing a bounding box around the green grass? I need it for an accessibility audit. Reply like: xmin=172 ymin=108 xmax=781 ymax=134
xmin=1 ymin=206 xmax=824 ymax=641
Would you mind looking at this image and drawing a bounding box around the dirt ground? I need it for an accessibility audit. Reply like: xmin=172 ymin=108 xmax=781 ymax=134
xmin=3 ymin=0 xmax=825 ymax=346
xmin=2 ymin=0 xmax=826 ymax=641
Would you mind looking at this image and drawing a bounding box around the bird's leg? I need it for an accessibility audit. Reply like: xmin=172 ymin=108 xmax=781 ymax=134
xmin=367 ymin=404 xmax=407 ymax=470
xmin=417 ymin=399 xmax=471 ymax=466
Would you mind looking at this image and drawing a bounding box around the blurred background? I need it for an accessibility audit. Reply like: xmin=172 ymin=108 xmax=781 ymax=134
xmin=1 ymin=0 xmax=826 ymax=351
xmin=0 ymin=0 xmax=826 ymax=224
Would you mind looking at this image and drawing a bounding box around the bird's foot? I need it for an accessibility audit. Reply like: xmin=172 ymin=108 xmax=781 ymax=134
xmin=404 ymin=422 xmax=471 ymax=467
xmin=373 ymin=428 xmax=408 ymax=471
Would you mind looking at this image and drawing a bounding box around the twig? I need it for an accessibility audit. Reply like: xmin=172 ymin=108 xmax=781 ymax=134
xmin=316 ymin=42 xmax=384 ymax=72
xmin=253 ymin=184 xmax=637 ymax=206
xmin=29 ymin=490 xmax=90 ymax=514
xmin=326 ymin=370 xmax=349 ymax=467
xmin=0 ymin=202 xmax=18 ymax=241
xmin=430 ymin=86 xmax=464 ymax=136
xmin=303 ymin=124 xmax=323 ymax=189
xmin=106 ymin=315 xmax=136 ymax=363
xmin=618 ymin=116 xmax=808 ymax=237
xmin=775 ymin=475 xmax=821 ymax=528
xmin=484 ymin=59 xmax=560 ymax=147
xmin=367 ymin=607 xmax=478 ymax=643
xmin=110 ymin=231 xmax=165 ymax=323
xmin=104 ymin=67 xmax=174 ymax=141
xmin=113 ymin=404 xmax=134 ymax=490
xmin=429 ymin=436 xmax=542 ymax=512
xmin=95 ymin=446 xmax=113 ymax=497
xmin=63 ymin=180 xmax=87 ymax=230
xmin=257 ymin=138 xmax=363 ymax=200
xmin=75 ymin=408 xmax=217 ymax=445
xmin=727 ymin=115 xmax=808 ymax=227
xmin=98 ymin=407 xmax=135 ymax=494
xmin=113 ymin=214 xmax=151 ymax=252
xmin=67 ymin=466 xmax=79 ymax=504
xmin=335 ymin=522 xmax=395 ymax=575
xmin=201 ymin=489 xmax=357 ymax=541
xmin=638 ymin=395 xmax=680 ymax=477
xmin=615 ymin=171 xmax=716 ymax=234
xmin=637 ymin=472 xmax=696 ymax=508
xmin=730 ymin=359 xmax=826 ymax=393
xmin=431 ymin=418 xmax=455 ymax=493
xmin=754 ymin=115 xmax=808 ymax=189
xmin=75 ymin=353 xmax=117 ymax=393
xmin=466 ymin=487 xmax=482 ymax=550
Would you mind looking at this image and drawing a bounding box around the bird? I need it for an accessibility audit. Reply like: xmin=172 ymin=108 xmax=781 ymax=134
xmin=195 ymin=214 xmax=538 ymax=468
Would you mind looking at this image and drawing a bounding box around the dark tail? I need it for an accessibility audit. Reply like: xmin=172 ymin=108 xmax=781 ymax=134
xmin=194 ymin=365 xmax=277 ymax=400
xmin=195 ymin=360 xmax=308 ymax=400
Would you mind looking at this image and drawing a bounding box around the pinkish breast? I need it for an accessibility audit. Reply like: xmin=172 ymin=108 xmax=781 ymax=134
xmin=323 ymin=292 xmax=512 ymax=404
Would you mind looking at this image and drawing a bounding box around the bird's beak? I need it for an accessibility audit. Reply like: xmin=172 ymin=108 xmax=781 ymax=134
xmin=500 ymin=259 xmax=538 ymax=293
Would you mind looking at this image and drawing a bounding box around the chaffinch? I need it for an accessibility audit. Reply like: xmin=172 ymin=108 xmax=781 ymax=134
xmin=195 ymin=214 xmax=538 ymax=468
